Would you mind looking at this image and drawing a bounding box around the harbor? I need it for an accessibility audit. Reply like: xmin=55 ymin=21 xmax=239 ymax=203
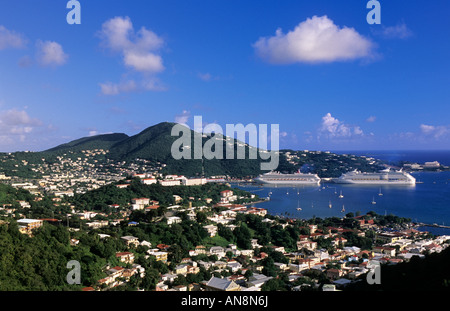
xmin=234 ymin=170 xmax=450 ymax=228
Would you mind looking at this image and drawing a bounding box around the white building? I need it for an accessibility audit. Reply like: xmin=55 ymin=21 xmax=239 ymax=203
xmin=182 ymin=178 xmax=207 ymax=186
xmin=203 ymin=224 xmax=218 ymax=237
xmin=159 ymin=179 xmax=181 ymax=186
xmin=141 ymin=178 xmax=157 ymax=185
xmin=167 ymin=216 xmax=182 ymax=226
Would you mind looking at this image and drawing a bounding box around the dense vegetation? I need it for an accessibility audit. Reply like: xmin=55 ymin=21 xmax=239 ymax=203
xmin=69 ymin=178 xmax=260 ymax=212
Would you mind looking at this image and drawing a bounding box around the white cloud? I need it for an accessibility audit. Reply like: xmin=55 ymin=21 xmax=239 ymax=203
xmin=0 ymin=25 xmax=27 ymax=50
xmin=253 ymin=15 xmax=374 ymax=64
xmin=0 ymin=109 xmax=43 ymax=145
xmin=98 ymin=16 xmax=166 ymax=95
xmin=36 ymin=40 xmax=68 ymax=66
xmin=420 ymin=124 xmax=449 ymax=139
xmin=175 ymin=110 xmax=190 ymax=125
xmin=123 ymin=50 xmax=164 ymax=73
xmin=379 ymin=22 xmax=413 ymax=39
xmin=318 ymin=113 xmax=365 ymax=139
xmin=98 ymin=16 xmax=164 ymax=74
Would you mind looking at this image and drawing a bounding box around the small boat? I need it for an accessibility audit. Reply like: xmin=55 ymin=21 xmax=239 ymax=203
xmin=378 ymin=188 xmax=383 ymax=196
xmin=341 ymin=205 xmax=345 ymax=213
xmin=296 ymin=200 xmax=302 ymax=211
xmin=371 ymin=197 xmax=376 ymax=205
xmin=329 ymin=200 xmax=332 ymax=208
xmin=339 ymin=190 xmax=344 ymax=198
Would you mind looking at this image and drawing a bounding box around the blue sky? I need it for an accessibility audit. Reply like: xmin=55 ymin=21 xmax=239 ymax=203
xmin=0 ymin=0 xmax=449 ymax=152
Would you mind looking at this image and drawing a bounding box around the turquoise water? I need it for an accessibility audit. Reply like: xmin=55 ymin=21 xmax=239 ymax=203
xmin=235 ymin=171 xmax=450 ymax=227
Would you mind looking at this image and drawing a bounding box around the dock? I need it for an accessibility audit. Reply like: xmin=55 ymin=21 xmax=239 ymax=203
xmin=417 ymin=223 xmax=450 ymax=229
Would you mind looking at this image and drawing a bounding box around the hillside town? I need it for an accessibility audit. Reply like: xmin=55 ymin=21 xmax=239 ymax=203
xmin=5 ymin=179 xmax=450 ymax=292
xmin=1 ymin=148 xmax=450 ymax=292
xmin=75 ymin=204 xmax=450 ymax=292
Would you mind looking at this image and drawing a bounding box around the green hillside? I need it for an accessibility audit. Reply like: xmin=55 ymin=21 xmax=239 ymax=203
xmin=108 ymin=122 xmax=268 ymax=178
xmin=45 ymin=133 xmax=129 ymax=154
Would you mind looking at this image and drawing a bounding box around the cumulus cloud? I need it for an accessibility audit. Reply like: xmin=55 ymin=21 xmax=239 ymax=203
xmin=123 ymin=51 xmax=164 ymax=73
xmin=253 ymin=15 xmax=374 ymax=64
xmin=98 ymin=16 xmax=165 ymax=73
xmin=318 ymin=113 xmax=365 ymax=139
xmin=36 ymin=40 xmax=68 ymax=66
xmin=0 ymin=25 xmax=27 ymax=50
xmin=420 ymin=124 xmax=449 ymax=139
xmin=0 ymin=109 xmax=43 ymax=144
xmin=98 ymin=16 xmax=166 ymax=95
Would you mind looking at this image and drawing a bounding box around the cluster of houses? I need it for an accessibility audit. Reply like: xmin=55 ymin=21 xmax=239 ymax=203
xmin=77 ymin=211 xmax=450 ymax=292
xmin=3 ymin=154 xmax=450 ymax=292
xmin=126 ymin=172 xmax=207 ymax=187
xmin=3 ymin=149 xmax=166 ymax=199
xmin=8 ymin=183 xmax=450 ymax=292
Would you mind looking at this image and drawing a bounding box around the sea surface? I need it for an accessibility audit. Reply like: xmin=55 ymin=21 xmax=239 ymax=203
xmin=234 ymin=150 xmax=450 ymax=236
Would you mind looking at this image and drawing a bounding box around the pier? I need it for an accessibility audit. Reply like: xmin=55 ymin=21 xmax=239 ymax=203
xmin=417 ymin=223 xmax=450 ymax=230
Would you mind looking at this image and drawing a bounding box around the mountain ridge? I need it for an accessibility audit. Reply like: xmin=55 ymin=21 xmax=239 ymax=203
xmin=42 ymin=122 xmax=268 ymax=177
xmin=1 ymin=122 xmax=386 ymax=179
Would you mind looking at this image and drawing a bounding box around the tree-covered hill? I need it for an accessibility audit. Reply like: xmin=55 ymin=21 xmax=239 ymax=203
xmin=44 ymin=133 xmax=129 ymax=154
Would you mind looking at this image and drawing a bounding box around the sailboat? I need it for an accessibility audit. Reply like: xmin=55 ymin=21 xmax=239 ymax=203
xmin=329 ymin=200 xmax=332 ymax=208
xmin=296 ymin=200 xmax=302 ymax=211
xmin=378 ymin=188 xmax=383 ymax=196
xmin=341 ymin=205 xmax=345 ymax=213
xmin=339 ymin=190 xmax=344 ymax=198
xmin=371 ymin=196 xmax=376 ymax=205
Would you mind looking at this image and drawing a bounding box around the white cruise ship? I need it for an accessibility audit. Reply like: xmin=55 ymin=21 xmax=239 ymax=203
xmin=333 ymin=169 xmax=416 ymax=185
xmin=254 ymin=171 xmax=321 ymax=185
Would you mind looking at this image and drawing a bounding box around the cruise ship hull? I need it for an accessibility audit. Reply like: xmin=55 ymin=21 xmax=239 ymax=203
xmin=332 ymin=179 xmax=415 ymax=185
xmin=332 ymin=170 xmax=416 ymax=185
xmin=254 ymin=172 xmax=321 ymax=185
xmin=254 ymin=178 xmax=320 ymax=185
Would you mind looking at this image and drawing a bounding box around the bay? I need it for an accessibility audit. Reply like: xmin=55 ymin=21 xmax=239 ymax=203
xmin=234 ymin=171 xmax=450 ymax=228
